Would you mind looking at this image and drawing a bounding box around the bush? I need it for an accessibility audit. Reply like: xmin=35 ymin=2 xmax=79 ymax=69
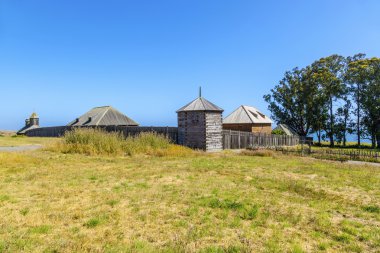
xmin=271 ymin=129 xmax=286 ymax=135
xmin=49 ymin=128 xmax=193 ymax=157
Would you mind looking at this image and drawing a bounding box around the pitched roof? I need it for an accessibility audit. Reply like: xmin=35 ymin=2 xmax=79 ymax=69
xmin=176 ymin=97 xmax=223 ymax=112
xmin=17 ymin=124 xmax=40 ymax=134
xmin=67 ymin=106 xmax=139 ymax=126
xmin=273 ymin=124 xmax=298 ymax=136
xmin=223 ymin=105 xmax=272 ymax=124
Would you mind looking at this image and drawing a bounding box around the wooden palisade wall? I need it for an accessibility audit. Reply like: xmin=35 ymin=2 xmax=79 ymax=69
xmin=25 ymin=126 xmax=179 ymax=143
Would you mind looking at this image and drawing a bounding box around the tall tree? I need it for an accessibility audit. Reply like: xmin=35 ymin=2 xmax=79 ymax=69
xmin=346 ymin=53 xmax=367 ymax=146
xmin=264 ymin=67 xmax=318 ymax=136
xmin=360 ymin=57 xmax=380 ymax=148
xmin=335 ymin=97 xmax=352 ymax=146
xmin=305 ymin=66 xmax=328 ymax=145
xmin=311 ymin=55 xmax=346 ymax=147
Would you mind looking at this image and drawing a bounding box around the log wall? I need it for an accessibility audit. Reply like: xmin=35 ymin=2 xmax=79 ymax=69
xmin=25 ymin=126 xmax=179 ymax=143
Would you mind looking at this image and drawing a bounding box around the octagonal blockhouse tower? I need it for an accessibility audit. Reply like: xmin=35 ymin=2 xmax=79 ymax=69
xmin=177 ymin=95 xmax=223 ymax=152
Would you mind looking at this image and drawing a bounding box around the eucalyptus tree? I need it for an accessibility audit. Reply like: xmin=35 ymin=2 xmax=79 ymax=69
xmin=305 ymin=66 xmax=328 ymax=145
xmin=335 ymin=97 xmax=352 ymax=146
xmin=264 ymin=67 xmax=319 ymax=137
xmin=346 ymin=53 xmax=367 ymax=145
xmin=360 ymin=57 xmax=380 ymax=148
xmin=311 ymin=55 xmax=346 ymax=147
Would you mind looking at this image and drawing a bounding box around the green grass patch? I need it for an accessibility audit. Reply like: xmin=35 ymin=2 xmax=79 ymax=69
xmin=362 ymin=205 xmax=380 ymax=213
xmin=28 ymin=225 xmax=51 ymax=234
xmin=84 ymin=218 xmax=101 ymax=228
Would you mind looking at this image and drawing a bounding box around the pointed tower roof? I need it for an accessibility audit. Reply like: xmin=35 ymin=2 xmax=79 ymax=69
xmin=223 ymin=105 xmax=272 ymax=124
xmin=176 ymin=97 xmax=223 ymax=112
xmin=67 ymin=106 xmax=139 ymax=126
xmin=30 ymin=112 xmax=38 ymax=118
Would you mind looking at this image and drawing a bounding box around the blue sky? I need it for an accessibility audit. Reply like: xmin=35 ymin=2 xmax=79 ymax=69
xmin=1 ymin=0 xmax=380 ymax=130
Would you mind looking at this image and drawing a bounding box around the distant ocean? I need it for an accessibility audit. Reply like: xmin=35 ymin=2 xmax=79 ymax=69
xmin=311 ymin=133 xmax=372 ymax=144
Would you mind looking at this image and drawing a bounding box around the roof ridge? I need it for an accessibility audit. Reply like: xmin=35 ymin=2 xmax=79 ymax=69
xmin=95 ymin=106 xmax=111 ymax=126
xmin=241 ymin=105 xmax=255 ymax=124
xmin=199 ymin=97 xmax=207 ymax=110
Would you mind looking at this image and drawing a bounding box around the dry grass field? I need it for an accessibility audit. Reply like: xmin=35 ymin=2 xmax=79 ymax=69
xmin=0 ymin=134 xmax=380 ymax=252
xmin=0 ymin=135 xmax=56 ymax=147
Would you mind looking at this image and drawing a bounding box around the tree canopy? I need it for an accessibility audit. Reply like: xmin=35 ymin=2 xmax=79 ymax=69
xmin=265 ymin=54 xmax=380 ymax=148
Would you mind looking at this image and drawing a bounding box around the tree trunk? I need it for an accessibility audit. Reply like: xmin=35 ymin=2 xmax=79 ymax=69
xmin=343 ymin=131 xmax=346 ymax=147
xmin=372 ymin=126 xmax=377 ymax=149
xmin=357 ymin=86 xmax=361 ymax=146
xmin=372 ymin=133 xmax=376 ymax=149
xmin=317 ymin=129 xmax=321 ymax=145
xmin=343 ymin=114 xmax=347 ymax=147
xmin=329 ymin=96 xmax=334 ymax=147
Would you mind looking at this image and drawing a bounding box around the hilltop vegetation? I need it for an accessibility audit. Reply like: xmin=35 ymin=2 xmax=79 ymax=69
xmin=0 ymin=136 xmax=379 ymax=252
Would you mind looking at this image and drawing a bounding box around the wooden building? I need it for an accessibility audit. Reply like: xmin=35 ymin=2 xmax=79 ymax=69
xmin=273 ymin=124 xmax=298 ymax=136
xmin=223 ymin=105 xmax=272 ymax=134
xmin=177 ymin=96 xmax=223 ymax=151
xmin=67 ymin=106 xmax=139 ymax=127
xmin=17 ymin=112 xmax=40 ymax=135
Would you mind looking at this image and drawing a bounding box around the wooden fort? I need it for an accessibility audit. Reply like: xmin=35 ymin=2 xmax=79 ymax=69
xmin=177 ymin=94 xmax=223 ymax=151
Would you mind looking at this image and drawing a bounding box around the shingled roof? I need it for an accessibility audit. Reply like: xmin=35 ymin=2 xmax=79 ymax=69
xmin=273 ymin=124 xmax=298 ymax=136
xmin=17 ymin=124 xmax=39 ymax=135
xmin=67 ymin=106 xmax=139 ymax=126
xmin=176 ymin=97 xmax=223 ymax=112
xmin=223 ymin=105 xmax=272 ymax=124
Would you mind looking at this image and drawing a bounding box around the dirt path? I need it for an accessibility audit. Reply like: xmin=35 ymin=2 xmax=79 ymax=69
xmin=0 ymin=145 xmax=42 ymax=152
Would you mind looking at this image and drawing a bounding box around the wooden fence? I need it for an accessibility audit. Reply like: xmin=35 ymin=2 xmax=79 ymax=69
xmin=275 ymin=146 xmax=380 ymax=163
xmin=222 ymin=130 xmax=300 ymax=149
xmin=26 ymin=127 xmax=302 ymax=149
xmin=25 ymin=126 xmax=179 ymax=143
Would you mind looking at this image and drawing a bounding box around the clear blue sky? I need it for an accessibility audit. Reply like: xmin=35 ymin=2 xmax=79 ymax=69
xmin=1 ymin=0 xmax=380 ymax=130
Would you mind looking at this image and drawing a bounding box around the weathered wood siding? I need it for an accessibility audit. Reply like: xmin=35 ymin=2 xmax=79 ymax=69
xmin=205 ymin=112 xmax=223 ymax=151
xmin=178 ymin=111 xmax=206 ymax=149
xmin=25 ymin=126 xmax=179 ymax=143
xmin=223 ymin=123 xmax=272 ymax=134
xmin=178 ymin=111 xmax=223 ymax=151
xmin=223 ymin=130 xmax=300 ymax=149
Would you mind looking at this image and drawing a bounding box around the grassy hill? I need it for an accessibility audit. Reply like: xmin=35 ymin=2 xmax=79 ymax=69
xmin=0 ymin=136 xmax=379 ymax=252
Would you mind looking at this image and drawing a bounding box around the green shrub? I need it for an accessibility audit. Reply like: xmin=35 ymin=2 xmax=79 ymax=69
xmin=271 ymin=129 xmax=286 ymax=135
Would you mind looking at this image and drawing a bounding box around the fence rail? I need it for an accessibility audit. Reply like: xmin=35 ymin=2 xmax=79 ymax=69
xmin=275 ymin=146 xmax=380 ymax=163
xmin=222 ymin=130 xmax=300 ymax=149
xmin=25 ymin=126 xmax=179 ymax=143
